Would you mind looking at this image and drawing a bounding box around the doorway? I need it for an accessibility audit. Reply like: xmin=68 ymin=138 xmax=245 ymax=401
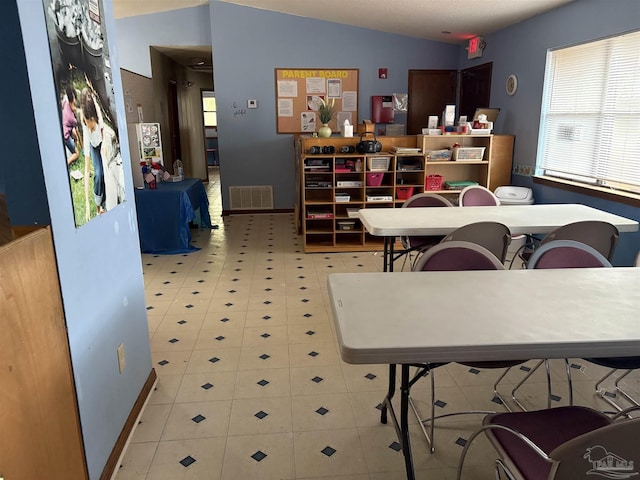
xmin=407 ymin=70 xmax=457 ymax=134
xmin=459 ymin=62 xmax=493 ymax=120
xmin=202 ymin=90 xmax=218 ymax=183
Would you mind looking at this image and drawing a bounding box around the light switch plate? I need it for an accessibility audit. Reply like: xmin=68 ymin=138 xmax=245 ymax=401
xmin=247 ymin=99 xmax=257 ymax=109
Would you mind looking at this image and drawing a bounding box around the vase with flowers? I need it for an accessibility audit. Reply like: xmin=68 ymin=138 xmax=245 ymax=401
xmin=317 ymin=97 xmax=335 ymax=137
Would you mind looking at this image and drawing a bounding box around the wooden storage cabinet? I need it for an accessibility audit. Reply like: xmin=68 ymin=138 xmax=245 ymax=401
xmin=296 ymin=134 xmax=513 ymax=252
xmin=420 ymin=134 xmax=491 ymax=196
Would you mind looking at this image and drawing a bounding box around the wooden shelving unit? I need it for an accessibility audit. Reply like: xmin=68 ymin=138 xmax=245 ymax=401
xmin=295 ymin=134 xmax=514 ymax=252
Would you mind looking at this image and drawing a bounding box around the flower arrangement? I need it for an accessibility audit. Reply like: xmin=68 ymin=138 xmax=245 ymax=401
xmin=318 ymin=97 xmax=336 ymax=124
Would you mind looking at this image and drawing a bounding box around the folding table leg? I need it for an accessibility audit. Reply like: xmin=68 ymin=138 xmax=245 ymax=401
xmin=400 ymin=364 xmax=416 ymax=479
xmin=381 ymin=364 xmax=416 ymax=480
xmin=381 ymin=364 xmax=396 ymax=424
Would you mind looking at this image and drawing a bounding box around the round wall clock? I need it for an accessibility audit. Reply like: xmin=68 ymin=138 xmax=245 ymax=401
xmin=506 ymin=74 xmax=518 ymax=96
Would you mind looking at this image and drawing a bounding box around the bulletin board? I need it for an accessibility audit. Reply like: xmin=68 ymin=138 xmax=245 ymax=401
xmin=275 ymin=68 xmax=359 ymax=134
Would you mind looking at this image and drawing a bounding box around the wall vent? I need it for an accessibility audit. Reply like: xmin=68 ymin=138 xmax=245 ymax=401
xmin=228 ymin=186 xmax=274 ymax=210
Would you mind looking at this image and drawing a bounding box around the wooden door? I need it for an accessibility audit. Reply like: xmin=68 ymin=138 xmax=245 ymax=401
xmin=459 ymin=62 xmax=493 ymax=120
xmin=0 ymin=228 xmax=87 ymax=479
xmin=407 ymin=70 xmax=457 ymax=135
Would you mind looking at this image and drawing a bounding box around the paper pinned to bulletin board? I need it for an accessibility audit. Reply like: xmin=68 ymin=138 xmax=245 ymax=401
xmin=275 ymin=68 xmax=359 ymax=134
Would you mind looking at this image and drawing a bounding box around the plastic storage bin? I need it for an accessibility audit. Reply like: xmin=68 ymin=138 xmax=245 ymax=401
xmin=494 ymin=186 xmax=534 ymax=205
xmin=426 ymin=149 xmax=452 ymax=161
xmin=396 ymin=186 xmax=415 ymax=200
xmin=337 ymin=220 xmax=356 ymax=231
xmin=452 ymin=147 xmax=486 ymax=161
xmin=367 ymin=156 xmax=391 ymax=171
xmin=366 ymin=172 xmax=384 ymax=186
xmin=425 ymin=174 xmax=443 ymax=191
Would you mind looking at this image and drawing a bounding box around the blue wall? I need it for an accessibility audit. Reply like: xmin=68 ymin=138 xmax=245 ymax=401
xmin=15 ymin=0 xmax=153 ymax=478
xmin=456 ymin=0 xmax=640 ymax=265
xmin=116 ymin=5 xmax=213 ymax=78
xmin=116 ymin=0 xmax=640 ymax=264
xmin=116 ymin=2 xmax=459 ymax=211
xmin=6 ymin=0 xmax=639 ymax=476
xmin=0 ymin=0 xmax=50 ymax=223
xmin=208 ymin=2 xmax=459 ymax=211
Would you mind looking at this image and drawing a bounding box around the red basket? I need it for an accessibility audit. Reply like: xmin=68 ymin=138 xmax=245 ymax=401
xmin=425 ymin=174 xmax=443 ymax=191
xmin=396 ymin=186 xmax=415 ymax=200
xmin=366 ymin=172 xmax=384 ymax=186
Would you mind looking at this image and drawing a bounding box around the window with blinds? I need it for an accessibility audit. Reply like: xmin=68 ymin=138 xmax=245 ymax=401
xmin=536 ymin=30 xmax=640 ymax=194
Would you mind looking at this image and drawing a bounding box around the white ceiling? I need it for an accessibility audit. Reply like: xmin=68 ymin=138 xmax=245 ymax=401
xmin=112 ymin=0 xmax=574 ymax=44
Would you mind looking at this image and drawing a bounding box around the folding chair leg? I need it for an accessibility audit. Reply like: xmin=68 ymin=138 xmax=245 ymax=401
xmin=493 ymin=367 xmax=514 ymax=412
xmin=615 ymin=370 xmax=640 ymax=407
xmin=510 ymin=359 xmax=571 ymax=410
xmin=595 ymin=368 xmax=640 ymax=412
xmin=410 ymin=365 xmax=500 ymax=454
xmin=564 ymin=358 xmax=574 ymax=406
xmin=407 ymin=365 xmax=436 ymax=452
xmin=511 ymin=359 xmax=545 ymax=411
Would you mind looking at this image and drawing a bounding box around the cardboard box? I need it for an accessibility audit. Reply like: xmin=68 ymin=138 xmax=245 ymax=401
xmin=357 ymin=119 xmax=375 ymax=135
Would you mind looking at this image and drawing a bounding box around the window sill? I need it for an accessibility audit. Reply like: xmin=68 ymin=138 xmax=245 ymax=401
xmin=533 ymin=175 xmax=640 ymax=207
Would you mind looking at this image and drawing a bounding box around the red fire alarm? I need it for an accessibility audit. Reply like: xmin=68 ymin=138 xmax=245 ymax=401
xmin=378 ymin=68 xmax=388 ymax=79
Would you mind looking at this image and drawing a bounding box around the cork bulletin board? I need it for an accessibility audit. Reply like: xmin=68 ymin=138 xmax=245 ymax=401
xmin=275 ymin=68 xmax=359 ymax=134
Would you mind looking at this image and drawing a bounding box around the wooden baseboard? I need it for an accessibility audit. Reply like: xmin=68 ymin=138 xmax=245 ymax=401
xmin=222 ymin=208 xmax=294 ymax=216
xmin=100 ymin=368 xmax=157 ymax=480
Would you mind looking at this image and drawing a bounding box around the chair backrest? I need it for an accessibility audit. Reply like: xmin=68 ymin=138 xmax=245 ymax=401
xmin=550 ymin=416 xmax=640 ymax=480
xmin=458 ymin=185 xmax=501 ymax=206
xmin=527 ymin=240 xmax=612 ymax=269
xmin=482 ymin=405 xmax=640 ymax=480
xmin=541 ymin=220 xmax=619 ymax=261
xmin=400 ymin=193 xmax=454 ymax=250
xmin=440 ymin=221 xmax=512 ymax=263
xmin=401 ymin=192 xmax=454 ymax=208
xmin=413 ymin=240 xmax=505 ymax=272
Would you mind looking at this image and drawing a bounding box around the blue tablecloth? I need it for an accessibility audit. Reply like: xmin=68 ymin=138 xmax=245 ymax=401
xmin=134 ymin=178 xmax=212 ymax=254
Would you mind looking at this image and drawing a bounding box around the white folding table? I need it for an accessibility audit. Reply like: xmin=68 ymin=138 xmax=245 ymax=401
xmin=358 ymin=204 xmax=639 ymax=271
xmin=328 ymin=268 xmax=640 ymax=480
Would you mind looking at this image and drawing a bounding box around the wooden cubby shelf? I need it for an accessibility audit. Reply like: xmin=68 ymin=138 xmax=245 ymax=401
xmin=295 ymin=134 xmax=514 ymax=252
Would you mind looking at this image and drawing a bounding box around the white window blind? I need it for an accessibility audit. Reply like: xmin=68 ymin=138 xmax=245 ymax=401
xmin=537 ymin=30 xmax=640 ymax=193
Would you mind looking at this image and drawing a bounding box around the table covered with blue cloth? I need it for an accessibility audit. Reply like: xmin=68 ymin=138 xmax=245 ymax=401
xmin=134 ymin=178 xmax=212 ymax=254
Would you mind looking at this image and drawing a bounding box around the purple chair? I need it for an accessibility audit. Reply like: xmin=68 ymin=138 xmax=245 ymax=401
xmin=397 ymin=193 xmax=454 ymax=270
xmin=515 ymin=220 xmax=620 ymax=268
xmin=411 ymin=241 xmax=526 ymax=452
xmin=510 ymin=240 xmax=612 ymax=411
xmin=457 ymin=405 xmax=640 ymax=480
xmin=439 ymin=221 xmax=512 ymax=263
xmin=458 ymin=185 xmax=501 ymax=206
xmin=527 ymin=239 xmax=612 ymax=269
xmin=582 ymin=248 xmax=640 ymax=410
xmin=458 ymin=185 xmax=527 ymax=267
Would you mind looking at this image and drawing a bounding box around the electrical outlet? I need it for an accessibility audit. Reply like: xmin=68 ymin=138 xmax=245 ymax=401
xmin=117 ymin=343 xmax=126 ymax=373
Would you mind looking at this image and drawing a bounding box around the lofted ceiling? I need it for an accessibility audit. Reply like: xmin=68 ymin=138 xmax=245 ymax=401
xmin=113 ymin=0 xmax=574 ymax=70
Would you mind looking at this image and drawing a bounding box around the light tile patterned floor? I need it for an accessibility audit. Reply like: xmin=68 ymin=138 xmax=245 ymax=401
xmin=115 ymin=168 xmax=640 ymax=480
